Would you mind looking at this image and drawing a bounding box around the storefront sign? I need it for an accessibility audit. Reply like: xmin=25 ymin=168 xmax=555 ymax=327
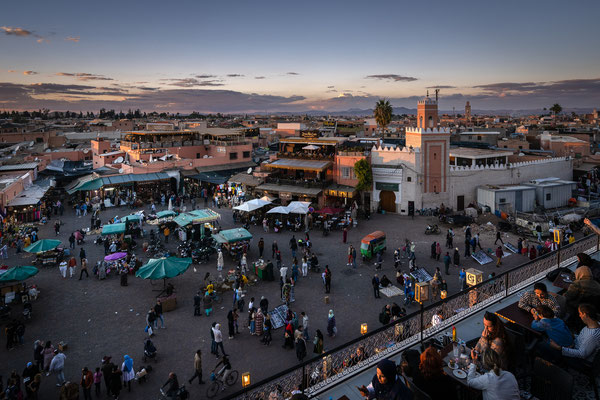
xmin=217 ymin=147 xmax=226 ymax=153
xmin=300 ymin=131 xmax=319 ymax=139
xmin=375 ymin=182 xmax=399 ymax=192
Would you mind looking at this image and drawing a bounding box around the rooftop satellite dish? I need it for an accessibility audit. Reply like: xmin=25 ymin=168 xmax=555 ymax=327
xmin=114 ymin=156 xmax=124 ymax=163
xmin=83 ymin=148 xmax=89 ymax=154
xmin=118 ymin=168 xmax=123 ymax=174
xmin=29 ymin=141 xmax=34 ymax=147
xmin=45 ymin=149 xmax=51 ymax=153
xmin=247 ymin=167 xmax=252 ymax=174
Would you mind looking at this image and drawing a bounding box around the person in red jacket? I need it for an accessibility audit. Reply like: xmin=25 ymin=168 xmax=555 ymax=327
xmin=495 ymin=246 xmax=504 ymax=267
xmin=81 ymin=367 xmax=94 ymax=400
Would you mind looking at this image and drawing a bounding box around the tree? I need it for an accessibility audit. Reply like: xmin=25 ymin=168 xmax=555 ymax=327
xmin=550 ymin=103 xmax=562 ymax=116
xmin=354 ymin=158 xmax=373 ymax=208
xmin=374 ymin=99 xmax=393 ymax=134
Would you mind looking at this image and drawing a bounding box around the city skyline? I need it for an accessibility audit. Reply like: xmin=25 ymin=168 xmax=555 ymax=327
xmin=1 ymin=0 xmax=599 ymax=113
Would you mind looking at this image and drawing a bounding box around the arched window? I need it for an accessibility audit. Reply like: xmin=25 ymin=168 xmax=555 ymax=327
xmin=419 ymin=116 xmax=423 ymax=128
xmin=428 ymin=116 xmax=433 ymax=128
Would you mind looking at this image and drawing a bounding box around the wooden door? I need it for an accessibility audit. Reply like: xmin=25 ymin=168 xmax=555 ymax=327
xmin=380 ymin=191 xmax=396 ymax=213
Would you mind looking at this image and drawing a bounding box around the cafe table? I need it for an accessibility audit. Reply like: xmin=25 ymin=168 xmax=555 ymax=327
xmin=495 ymin=301 xmax=540 ymax=336
xmin=441 ymin=343 xmax=481 ymax=400
xmin=553 ymin=272 xmax=573 ymax=292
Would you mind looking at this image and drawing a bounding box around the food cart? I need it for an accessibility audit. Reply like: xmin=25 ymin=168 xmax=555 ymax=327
xmin=212 ymin=228 xmax=253 ymax=260
xmin=360 ymin=231 xmax=386 ymax=260
xmin=174 ymin=209 xmax=221 ymax=241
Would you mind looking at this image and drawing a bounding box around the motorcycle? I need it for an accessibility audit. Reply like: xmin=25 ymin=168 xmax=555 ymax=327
xmin=425 ymin=224 xmax=440 ymax=235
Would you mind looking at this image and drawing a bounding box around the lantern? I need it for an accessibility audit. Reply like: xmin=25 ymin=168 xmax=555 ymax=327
xmin=465 ymin=268 xmax=483 ymax=287
xmin=361 ymin=323 xmax=368 ymax=335
xmin=440 ymin=290 xmax=447 ymax=299
xmin=242 ymin=372 xmax=251 ymax=387
xmin=415 ymin=282 xmax=430 ymax=303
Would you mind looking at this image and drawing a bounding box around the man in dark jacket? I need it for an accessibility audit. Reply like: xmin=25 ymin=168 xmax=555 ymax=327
xmin=372 ymin=274 xmax=381 ymax=298
xmin=101 ymin=356 xmax=115 ymax=396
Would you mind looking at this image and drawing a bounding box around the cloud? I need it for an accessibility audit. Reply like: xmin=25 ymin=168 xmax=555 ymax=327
xmin=56 ymin=72 xmax=114 ymax=81
xmin=426 ymin=85 xmax=457 ymax=89
xmin=327 ymin=86 xmax=335 ymax=89
xmin=1 ymin=26 xmax=32 ymax=36
xmin=195 ymin=74 xmax=216 ymax=79
xmin=473 ymin=78 xmax=600 ymax=99
xmin=160 ymin=78 xmax=225 ymax=88
xmin=23 ymin=71 xmax=38 ymax=75
xmin=36 ymin=38 xmax=49 ymax=44
xmin=365 ymin=74 xmax=418 ymax=82
xmin=65 ymin=36 xmax=80 ymax=43
xmin=226 ymin=74 xmax=244 ymax=77
xmin=287 ymin=72 xmax=300 ymax=75
xmin=7 ymin=70 xmax=17 ymax=73
xmin=254 ymin=76 xmax=266 ymax=80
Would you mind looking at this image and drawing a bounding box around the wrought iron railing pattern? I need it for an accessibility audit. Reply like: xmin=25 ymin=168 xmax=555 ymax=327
xmin=225 ymin=234 xmax=599 ymax=400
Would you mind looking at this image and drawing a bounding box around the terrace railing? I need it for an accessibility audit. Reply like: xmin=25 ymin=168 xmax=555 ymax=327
xmin=223 ymin=234 xmax=599 ymax=400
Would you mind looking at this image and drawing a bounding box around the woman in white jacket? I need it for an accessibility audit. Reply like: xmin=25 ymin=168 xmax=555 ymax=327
xmin=467 ymin=348 xmax=520 ymax=400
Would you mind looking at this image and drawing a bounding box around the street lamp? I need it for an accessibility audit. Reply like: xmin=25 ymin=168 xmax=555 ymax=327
xmin=361 ymin=323 xmax=368 ymax=335
xmin=242 ymin=372 xmax=250 ymax=388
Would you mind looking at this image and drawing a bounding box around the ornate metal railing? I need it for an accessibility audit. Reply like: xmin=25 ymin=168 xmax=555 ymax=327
xmin=224 ymin=234 xmax=599 ymax=400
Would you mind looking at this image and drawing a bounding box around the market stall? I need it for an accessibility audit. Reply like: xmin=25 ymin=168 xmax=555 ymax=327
xmin=0 ymin=265 xmax=39 ymax=305
xmin=212 ymin=228 xmax=252 ymax=260
xmin=24 ymin=239 xmax=63 ymax=267
xmin=173 ymin=209 xmax=220 ymax=240
xmin=101 ymin=223 xmax=126 ymax=236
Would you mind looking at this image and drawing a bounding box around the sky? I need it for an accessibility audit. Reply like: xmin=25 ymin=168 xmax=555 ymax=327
xmin=1 ymin=0 xmax=599 ymax=113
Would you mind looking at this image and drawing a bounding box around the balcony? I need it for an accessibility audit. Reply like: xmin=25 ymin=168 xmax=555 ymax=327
xmin=265 ymin=176 xmax=333 ymax=189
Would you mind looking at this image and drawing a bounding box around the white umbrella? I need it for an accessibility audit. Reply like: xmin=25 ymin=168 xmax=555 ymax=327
xmin=267 ymin=206 xmax=290 ymax=214
xmin=247 ymin=198 xmax=271 ymax=207
xmin=302 ymin=145 xmax=319 ymax=150
xmin=288 ymin=201 xmax=311 ymax=208
xmin=233 ymin=202 xmax=261 ymax=212
xmin=288 ymin=204 xmax=308 ymax=214
xmin=260 ymin=195 xmax=276 ymax=202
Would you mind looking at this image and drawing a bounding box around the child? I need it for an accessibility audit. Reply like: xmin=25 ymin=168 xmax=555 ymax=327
xmin=93 ymin=367 xmax=102 ymax=396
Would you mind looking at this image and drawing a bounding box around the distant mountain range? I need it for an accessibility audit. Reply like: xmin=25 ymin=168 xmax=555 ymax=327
xmin=258 ymin=107 xmax=595 ymax=117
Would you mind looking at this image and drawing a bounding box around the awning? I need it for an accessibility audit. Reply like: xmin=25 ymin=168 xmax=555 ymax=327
xmin=325 ymin=184 xmax=357 ymax=198
xmin=190 ymin=172 xmax=229 ymax=185
xmin=228 ymin=172 xmax=262 ymax=186
xmin=8 ymin=184 xmax=51 ymax=207
xmin=101 ymin=223 xmax=126 ymax=236
xmin=266 ymin=158 xmax=332 ymax=172
xmin=195 ymin=161 xmax=256 ymax=174
xmin=256 ymin=183 xmax=322 ymax=197
xmin=174 ymin=209 xmax=220 ymax=226
xmin=67 ymin=172 xmax=171 ymax=194
xmin=212 ymin=228 xmax=252 ymax=244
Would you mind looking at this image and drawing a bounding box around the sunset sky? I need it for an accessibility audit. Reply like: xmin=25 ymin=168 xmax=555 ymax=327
xmin=1 ymin=0 xmax=599 ymax=113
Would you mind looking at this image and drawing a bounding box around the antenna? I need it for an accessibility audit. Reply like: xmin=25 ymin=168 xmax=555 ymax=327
xmin=435 ymin=89 xmax=440 ymax=101
xmin=426 ymin=90 xmax=429 ymax=98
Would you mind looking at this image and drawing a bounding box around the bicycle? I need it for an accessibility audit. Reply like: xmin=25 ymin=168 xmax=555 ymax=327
xmin=206 ymin=368 xmax=239 ymax=398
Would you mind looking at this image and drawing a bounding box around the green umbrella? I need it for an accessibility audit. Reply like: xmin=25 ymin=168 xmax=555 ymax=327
xmin=24 ymin=239 xmax=62 ymax=253
xmin=122 ymin=214 xmax=141 ymax=222
xmin=0 ymin=265 xmax=39 ymax=282
xmin=135 ymin=257 xmax=192 ymax=280
xmin=156 ymin=210 xmax=176 ymax=218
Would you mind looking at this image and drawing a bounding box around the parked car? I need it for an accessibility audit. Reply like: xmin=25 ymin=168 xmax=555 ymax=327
xmin=444 ymin=214 xmax=473 ymax=226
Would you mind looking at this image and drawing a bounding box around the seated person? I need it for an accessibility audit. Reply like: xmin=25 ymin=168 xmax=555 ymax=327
xmin=565 ymin=266 xmax=600 ymax=316
xmin=430 ymin=311 xmax=443 ymax=327
xmin=531 ymin=305 xmax=573 ymax=349
xmin=549 ymin=303 xmax=600 ymax=364
xmin=471 ymin=312 xmax=509 ymax=370
xmin=412 ymin=347 xmax=457 ymax=400
xmin=350 ymin=346 xmax=369 ymax=366
xmin=467 ymin=348 xmax=520 ymax=400
xmin=144 ymin=338 xmax=157 ymax=355
xmin=518 ymin=282 xmax=560 ymax=316
xmin=380 ymin=275 xmax=391 ymax=288
xmin=358 ymin=359 xmax=413 ymax=399
xmin=390 ymin=303 xmax=406 ymax=319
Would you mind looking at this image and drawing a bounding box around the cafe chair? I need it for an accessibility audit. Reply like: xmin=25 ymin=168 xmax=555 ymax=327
xmin=504 ymin=326 xmax=529 ymax=378
xmin=530 ymin=357 xmax=573 ymax=400
xmin=403 ymin=376 xmax=432 ymax=400
xmin=549 ymin=292 xmax=567 ymax=320
xmin=563 ymin=350 xmax=600 ymax=400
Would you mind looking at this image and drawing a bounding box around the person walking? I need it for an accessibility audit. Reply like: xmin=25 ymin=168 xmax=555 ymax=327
xmin=459 ymin=268 xmax=466 ymax=290
xmin=203 ymin=292 xmax=213 ymax=317
xmin=121 ymin=355 xmax=134 ymax=392
xmin=258 ymin=238 xmax=265 ymax=258
xmin=324 ymin=265 xmax=331 ymax=294
xmin=49 ymin=349 xmax=66 ymax=387
xmin=453 ymin=248 xmax=460 ymax=268
xmin=372 ymin=274 xmax=381 ymax=298
xmin=93 ymin=367 xmax=102 ymax=397
xmin=272 ymin=240 xmax=278 ymax=258
xmin=475 ymin=233 xmax=483 ymax=250
xmin=109 ymin=365 xmax=122 ymax=400
xmin=146 ymin=308 xmax=156 ymax=337
xmin=446 ymin=229 xmax=453 ymax=249
xmin=69 ymin=233 xmax=76 ymax=249
xmin=54 ymin=221 xmax=61 ymax=236
xmin=301 ymin=256 xmax=308 ymax=277
xmin=495 ymin=230 xmax=504 ymax=245
xmin=290 ymin=235 xmax=298 ymax=258
xmin=163 ymin=226 xmax=170 ymax=243
xmin=435 ymin=242 xmax=441 ymax=261
xmin=188 ymin=349 xmax=205 ymax=385
xmin=495 ymin=246 xmax=504 ymax=267
xmin=217 ymin=249 xmax=224 ymax=273
xmin=154 ymin=299 xmax=165 ymax=328
xmin=430 ymin=242 xmax=436 ymax=259
xmin=81 ymin=367 xmax=94 ymax=400
xmin=68 ymin=256 xmax=77 ymax=279
xmin=327 ymin=310 xmax=337 ymax=337
xmin=342 ymin=227 xmax=348 ymax=243
xmin=444 ymin=252 xmax=451 ymax=275
xmin=79 ymin=247 xmax=86 ymax=265
xmin=464 ymin=237 xmax=471 ymax=257
xmin=79 ymin=258 xmax=89 ymax=280
xmin=301 ymin=311 xmax=309 ymax=340
xmin=193 ymin=292 xmax=202 ymax=316
xmin=213 ymin=324 xmax=227 ymax=358
xmin=352 ymin=245 xmax=357 ymax=268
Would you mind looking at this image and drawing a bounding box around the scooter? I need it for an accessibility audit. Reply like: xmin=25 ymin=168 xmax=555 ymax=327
xmin=425 ymin=224 xmax=440 ymax=235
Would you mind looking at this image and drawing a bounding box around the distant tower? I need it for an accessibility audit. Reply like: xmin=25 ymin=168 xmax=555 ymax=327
xmin=406 ymin=94 xmax=450 ymax=194
xmin=465 ymin=101 xmax=472 ymax=121
xmin=465 ymin=101 xmax=471 ymax=121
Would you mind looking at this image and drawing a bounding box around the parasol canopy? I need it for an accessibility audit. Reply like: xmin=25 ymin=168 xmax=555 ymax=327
xmin=122 ymin=214 xmax=141 ymax=223
xmin=156 ymin=210 xmax=176 ymax=218
xmin=135 ymin=257 xmax=192 ymax=280
xmin=104 ymin=252 xmax=127 ymax=261
xmin=267 ymin=206 xmax=290 ymax=215
xmin=24 ymin=239 xmax=61 ymax=253
xmin=0 ymin=265 xmax=39 ymax=282
xmin=212 ymin=228 xmax=253 ymax=244
xmin=233 ymin=198 xmax=271 ymax=212
xmin=101 ymin=223 xmax=126 ymax=236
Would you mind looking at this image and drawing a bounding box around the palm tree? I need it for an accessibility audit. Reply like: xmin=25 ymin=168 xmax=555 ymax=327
xmin=550 ymin=103 xmax=562 ymax=123
xmin=374 ymin=99 xmax=393 ymax=134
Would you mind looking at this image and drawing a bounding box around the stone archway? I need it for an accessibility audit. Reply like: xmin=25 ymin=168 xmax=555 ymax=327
xmin=379 ymin=190 xmax=396 ymax=213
